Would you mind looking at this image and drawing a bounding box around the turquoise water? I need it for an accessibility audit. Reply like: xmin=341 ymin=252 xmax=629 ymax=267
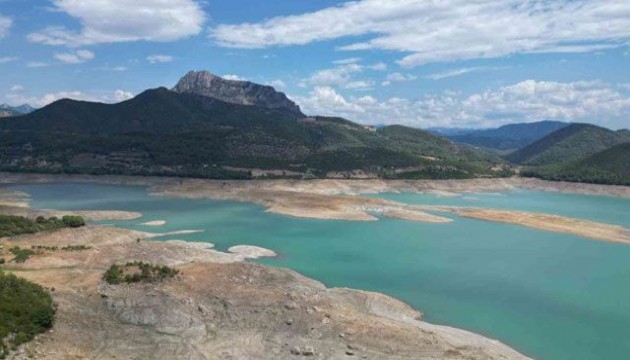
xmin=6 ymin=183 xmax=630 ymax=360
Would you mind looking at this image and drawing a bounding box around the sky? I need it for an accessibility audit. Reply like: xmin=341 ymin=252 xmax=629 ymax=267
xmin=0 ymin=0 xmax=629 ymax=129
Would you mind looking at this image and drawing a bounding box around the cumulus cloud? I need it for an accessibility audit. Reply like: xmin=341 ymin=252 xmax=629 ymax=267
xmin=29 ymin=0 xmax=205 ymax=46
xmin=113 ymin=89 xmax=134 ymax=102
xmin=146 ymin=54 xmax=173 ymax=64
xmin=211 ymin=0 xmax=630 ymax=67
xmin=223 ymin=74 xmax=247 ymax=81
xmin=0 ymin=15 xmax=11 ymax=39
xmin=294 ymin=80 xmax=630 ymax=129
xmin=54 ymin=49 xmax=95 ymax=64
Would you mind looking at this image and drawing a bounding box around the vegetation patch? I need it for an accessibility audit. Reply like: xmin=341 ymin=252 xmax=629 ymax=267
xmin=9 ymin=247 xmax=35 ymax=264
xmin=0 ymin=271 xmax=54 ymax=358
xmin=103 ymin=262 xmax=179 ymax=285
xmin=0 ymin=215 xmax=85 ymax=238
xmin=31 ymin=245 xmax=92 ymax=252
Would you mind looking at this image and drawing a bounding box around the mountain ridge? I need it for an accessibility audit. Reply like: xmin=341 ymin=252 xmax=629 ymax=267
xmin=0 ymin=76 xmax=506 ymax=180
xmin=173 ymin=70 xmax=303 ymax=115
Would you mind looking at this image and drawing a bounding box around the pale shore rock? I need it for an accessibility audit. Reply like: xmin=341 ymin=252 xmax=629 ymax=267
xmin=1 ymin=226 xmax=530 ymax=360
xmin=1 ymin=172 xmax=628 ymax=244
xmin=140 ymin=220 xmax=167 ymax=226
xmin=228 ymin=245 xmax=277 ymax=259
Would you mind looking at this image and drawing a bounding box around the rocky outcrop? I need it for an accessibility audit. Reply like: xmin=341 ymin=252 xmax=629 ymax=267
xmin=173 ymin=71 xmax=303 ymax=115
xmin=2 ymin=224 xmax=530 ymax=360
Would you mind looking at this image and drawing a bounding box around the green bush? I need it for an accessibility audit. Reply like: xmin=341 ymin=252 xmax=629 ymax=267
xmin=61 ymin=216 xmax=86 ymax=228
xmin=104 ymin=262 xmax=179 ymax=285
xmin=0 ymin=271 xmax=54 ymax=356
xmin=9 ymin=247 xmax=34 ymax=263
xmin=0 ymin=215 xmax=85 ymax=238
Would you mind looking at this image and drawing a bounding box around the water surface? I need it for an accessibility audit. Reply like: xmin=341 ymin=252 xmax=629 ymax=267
xmin=7 ymin=183 xmax=630 ymax=360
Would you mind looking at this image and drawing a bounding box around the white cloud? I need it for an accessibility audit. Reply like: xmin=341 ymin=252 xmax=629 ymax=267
xmin=368 ymin=62 xmax=387 ymax=71
xmin=113 ymin=89 xmax=134 ymax=102
xmin=223 ymin=74 xmax=247 ymax=81
xmin=294 ymin=80 xmax=630 ymax=129
xmin=6 ymin=89 xmax=136 ymax=108
xmin=333 ymin=57 xmax=361 ymax=65
xmin=0 ymin=56 xmax=18 ymax=64
xmin=0 ymin=15 xmax=11 ymax=39
xmin=426 ymin=66 xmax=508 ymax=80
xmin=381 ymin=72 xmax=417 ymax=86
xmin=146 ymin=54 xmax=173 ymax=64
xmin=267 ymin=79 xmax=287 ymax=90
xmin=211 ymin=0 xmax=630 ymax=67
xmin=29 ymin=0 xmax=205 ymax=46
xmin=10 ymin=85 xmax=24 ymax=92
xmin=304 ymin=63 xmax=363 ymax=87
xmin=54 ymin=49 xmax=95 ymax=64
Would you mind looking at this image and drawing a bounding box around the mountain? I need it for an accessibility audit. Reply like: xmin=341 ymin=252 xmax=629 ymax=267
xmin=522 ymin=142 xmax=630 ymax=185
xmin=446 ymin=121 xmax=568 ymax=151
xmin=0 ymin=103 xmax=36 ymax=117
xmin=506 ymin=123 xmax=630 ymax=166
xmin=0 ymin=74 xmax=508 ymax=180
xmin=173 ymin=71 xmax=302 ymax=115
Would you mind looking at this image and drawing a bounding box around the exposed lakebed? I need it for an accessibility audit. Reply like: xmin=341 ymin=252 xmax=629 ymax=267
xmin=7 ymin=182 xmax=630 ymax=360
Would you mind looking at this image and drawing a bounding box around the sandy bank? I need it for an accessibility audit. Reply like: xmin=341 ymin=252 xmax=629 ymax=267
xmin=2 ymin=173 xmax=628 ymax=244
xmin=228 ymin=245 xmax=278 ymax=259
xmin=140 ymin=220 xmax=167 ymax=226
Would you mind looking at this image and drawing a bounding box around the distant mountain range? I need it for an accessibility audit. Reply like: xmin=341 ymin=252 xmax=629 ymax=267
xmin=437 ymin=121 xmax=569 ymax=151
xmin=0 ymin=71 xmax=627 ymax=185
xmin=507 ymin=123 xmax=630 ymax=165
xmin=0 ymin=103 xmax=36 ymax=117
xmin=510 ymin=124 xmax=630 ymax=185
xmin=0 ymin=72 xmax=507 ymax=180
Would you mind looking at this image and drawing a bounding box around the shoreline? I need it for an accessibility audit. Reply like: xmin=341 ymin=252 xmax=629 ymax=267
xmin=2 ymin=172 xmax=629 ymax=244
xmin=0 ymin=224 xmax=531 ymax=359
xmin=1 ymin=172 xmax=629 ymax=198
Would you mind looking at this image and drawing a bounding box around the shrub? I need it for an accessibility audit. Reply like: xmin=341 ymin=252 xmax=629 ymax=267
xmin=61 ymin=215 xmax=86 ymax=228
xmin=10 ymin=247 xmax=34 ymax=263
xmin=103 ymin=262 xmax=179 ymax=285
xmin=0 ymin=215 xmax=85 ymax=238
xmin=0 ymin=271 xmax=54 ymax=356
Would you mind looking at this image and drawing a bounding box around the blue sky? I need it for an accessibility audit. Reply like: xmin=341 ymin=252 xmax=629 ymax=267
xmin=0 ymin=0 xmax=629 ymax=129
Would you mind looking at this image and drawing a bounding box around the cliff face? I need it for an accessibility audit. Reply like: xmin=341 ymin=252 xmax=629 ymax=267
xmin=173 ymin=70 xmax=303 ymax=115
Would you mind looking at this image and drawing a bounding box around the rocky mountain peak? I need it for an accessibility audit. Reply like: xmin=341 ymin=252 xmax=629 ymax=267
xmin=172 ymin=71 xmax=302 ymax=115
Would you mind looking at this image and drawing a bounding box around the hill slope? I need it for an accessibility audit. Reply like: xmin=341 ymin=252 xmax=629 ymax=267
xmin=0 ymin=82 xmax=507 ymax=180
xmin=506 ymin=123 xmax=630 ymax=165
xmin=448 ymin=121 xmax=568 ymax=151
xmin=522 ymin=142 xmax=630 ymax=185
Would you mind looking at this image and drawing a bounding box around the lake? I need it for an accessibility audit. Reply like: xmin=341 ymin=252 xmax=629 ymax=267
xmin=7 ymin=182 xmax=630 ymax=360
